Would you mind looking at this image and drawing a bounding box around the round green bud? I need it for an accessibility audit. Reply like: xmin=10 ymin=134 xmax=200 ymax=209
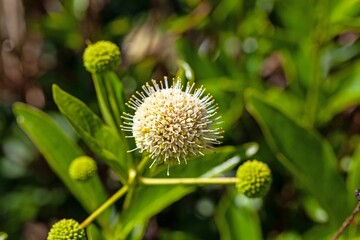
xmin=83 ymin=40 xmax=121 ymax=74
xmin=47 ymin=219 xmax=85 ymax=240
xmin=69 ymin=156 xmax=97 ymax=181
xmin=236 ymin=160 xmax=272 ymax=198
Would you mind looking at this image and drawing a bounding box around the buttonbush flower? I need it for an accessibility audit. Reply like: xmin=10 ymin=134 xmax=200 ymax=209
xmin=47 ymin=219 xmax=85 ymax=240
xmin=83 ymin=40 xmax=121 ymax=74
xmin=69 ymin=156 xmax=97 ymax=181
xmin=121 ymin=77 xmax=223 ymax=174
xmin=236 ymin=160 xmax=272 ymax=198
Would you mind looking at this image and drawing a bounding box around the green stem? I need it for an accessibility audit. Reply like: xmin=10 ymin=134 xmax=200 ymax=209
xmin=136 ymin=156 xmax=150 ymax=174
xmin=80 ymin=185 xmax=129 ymax=228
xmin=120 ymin=156 xmax=150 ymax=211
xmin=304 ymin=0 xmax=329 ymax=125
xmin=304 ymin=48 xmax=321 ymax=125
xmin=104 ymin=72 xmax=124 ymax=130
xmin=92 ymin=73 xmax=117 ymax=130
xmin=104 ymin=72 xmax=135 ymax=168
xmin=122 ymin=169 xmax=137 ymax=210
xmin=139 ymin=177 xmax=238 ymax=185
xmin=105 ymin=80 xmax=122 ymax=129
xmin=93 ymin=71 xmax=133 ymax=169
xmin=86 ymin=175 xmax=111 ymax=232
xmin=106 ymin=71 xmax=126 ymax=114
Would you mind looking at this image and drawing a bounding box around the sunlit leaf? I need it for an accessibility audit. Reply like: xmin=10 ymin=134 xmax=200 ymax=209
xmin=215 ymin=189 xmax=262 ymax=240
xmin=87 ymin=224 xmax=105 ymax=240
xmin=53 ymin=85 xmax=129 ymax=182
xmin=319 ymin=67 xmax=360 ymax=124
xmin=245 ymin=90 xmax=349 ymax=226
xmin=12 ymin=103 xmax=110 ymax=228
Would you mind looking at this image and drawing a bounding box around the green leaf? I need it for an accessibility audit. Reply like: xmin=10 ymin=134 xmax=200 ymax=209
xmin=203 ymin=77 xmax=244 ymax=132
xmin=103 ymin=71 xmax=127 ymax=129
xmin=303 ymin=225 xmax=333 ymax=240
xmin=301 ymin=195 xmax=329 ymax=223
xmin=92 ymin=73 xmax=118 ymax=132
xmin=347 ymin=144 xmax=360 ymax=205
xmin=319 ymin=67 xmax=360 ymax=124
xmin=215 ymin=190 xmax=262 ymax=240
xmin=175 ymin=59 xmax=195 ymax=84
xmin=263 ymin=88 xmax=304 ymax=120
xmin=115 ymin=145 xmax=242 ymax=238
xmin=12 ymin=103 xmax=110 ymax=228
xmin=86 ymin=224 xmax=105 ymax=240
xmin=330 ymin=0 xmax=360 ymax=24
xmin=53 ymin=84 xmax=129 ymax=182
xmin=245 ymin=90 xmax=349 ymax=226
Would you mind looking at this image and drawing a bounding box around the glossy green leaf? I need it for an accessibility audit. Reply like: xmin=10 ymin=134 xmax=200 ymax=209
xmin=12 ymin=103 xmax=110 ymax=228
xmin=215 ymin=189 xmax=262 ymax=240
xmin=115 ymin=145 xmax=243 ymax=238
xmin=53 ymin=84 xmax=128 ymax=182
xmin=245 ymin=90 xmax=349 ymax=225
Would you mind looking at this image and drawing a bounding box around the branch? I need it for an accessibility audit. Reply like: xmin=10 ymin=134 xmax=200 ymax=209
xmin=139 ymin=177 xmax=238 ymax=185
xmin=332 ymin=190 xmax=360 ymax=240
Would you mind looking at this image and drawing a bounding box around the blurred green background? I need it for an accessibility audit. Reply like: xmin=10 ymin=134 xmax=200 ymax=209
xmin=1 ymin=0 xmax=360 ymax=239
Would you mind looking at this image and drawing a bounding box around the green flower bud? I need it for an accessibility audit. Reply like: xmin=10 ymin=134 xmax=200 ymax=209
xmin=47 ymin=219 xmax=85 ymax=240
xmin=83 ymin=40 xmax=121 ymax=74
xmin=236 ymin=160 xmax=272 ymax=198
xmin=69 ymin=156 xmax=97 ymax=181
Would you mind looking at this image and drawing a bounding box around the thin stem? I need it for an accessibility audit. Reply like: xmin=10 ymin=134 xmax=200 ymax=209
xmin=85 ymin=175 xmax=111 ymax=232
xmin=92 ymin=73 xmax=116 ymax=130
xmin=103 ymin=71 xmax=134 ymax=167
xmin=136 ymin=156 xmax=150 ymax=174
xmin=80 ymin=185 xmax=129 ymax=228
xmin=106 ymin=71 xmax=126 ymax=114
xmin=122 ymin=169 xmax=137 ymax=210
xmin=104 ymin=72 xmax=123 ymax=130
xmin=139 ymin=177 xmax=238 ymax=185
xmin=304 ymin=0 xmax=329 ymax=125
xmin=332 ymin=201 xmax=360 ymax=240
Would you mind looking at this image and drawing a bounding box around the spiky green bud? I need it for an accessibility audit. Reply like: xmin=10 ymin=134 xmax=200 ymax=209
xmin=69 ymin=156 xmax=97 ymax=181
xmin=47 ymin=219 xmax=85 ymax=240
xmin=83 ymin=40 xmax=121 ymax=74
xmin=236 ymin=160 xmax=272 ymax=198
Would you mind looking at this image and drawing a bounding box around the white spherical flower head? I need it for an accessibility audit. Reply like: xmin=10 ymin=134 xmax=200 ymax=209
xmin=121 ymin=77 xmax=223 ymax=174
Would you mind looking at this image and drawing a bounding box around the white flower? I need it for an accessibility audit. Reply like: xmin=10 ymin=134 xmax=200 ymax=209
xmin=121 ymin=77 xmax=223 ymax=174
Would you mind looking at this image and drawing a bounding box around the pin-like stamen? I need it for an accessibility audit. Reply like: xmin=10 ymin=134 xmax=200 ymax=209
xmin=121 ymin=77 xmax=223 ymax=174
